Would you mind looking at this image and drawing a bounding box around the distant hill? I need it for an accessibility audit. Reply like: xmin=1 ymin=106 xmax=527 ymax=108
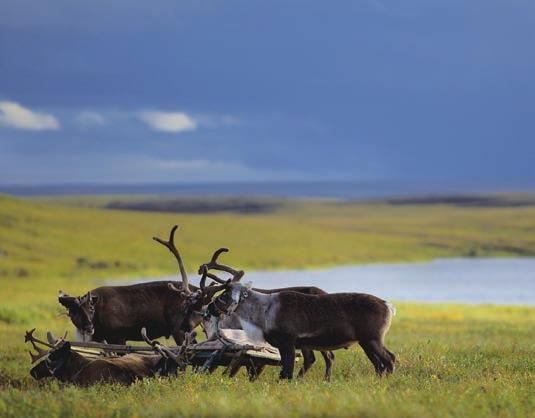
xmin=105 ymin=197 xmax=281 ymax=214
xmin=387 ymin=194 xmax=535 ymax=207
xmin=2 ymin=194 xmax=535 ymax=285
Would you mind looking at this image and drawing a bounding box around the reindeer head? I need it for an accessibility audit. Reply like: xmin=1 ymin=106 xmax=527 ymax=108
xmin=205 ymin=280 xmax=252 ymax=318
xmin=167 ymin=270 xmax=227 ymax=332
xmin=58 ymin=291 xmax=98 ymax=337
xmin=26 ymin=329 xmax=71 ymax=380
xmin=30 ymin=341 xmax=73 ymax=380
xmin=195 ymin=248 xmax=250 ymax=320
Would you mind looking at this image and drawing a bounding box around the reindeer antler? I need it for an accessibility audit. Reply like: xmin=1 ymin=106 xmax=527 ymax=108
xmin=153 ymin=225 xmax=191 ymax=294
xmin=199 ymin=265 xmax=228 ymax=298
xmin=46 ymin=330 xmax=68 ymax=345
xmin=141 ymin=327 xmax=169 ymax=358
xmin=141 ymin=327 xmax=195 ymax=365
xmin=199 ymin=248 xmax=244 ymax=283
xmin=25 ymin=329 xmax=67 ymax=363
xmin=25 ymin=328 xmax=54 ymax=348
xmin=179 ymin=330 xmax=195 ymax=350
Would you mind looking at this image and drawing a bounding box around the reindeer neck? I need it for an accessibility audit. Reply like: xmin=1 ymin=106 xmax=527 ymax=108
xmin=234 ymin=289 xmax=272 ymax=327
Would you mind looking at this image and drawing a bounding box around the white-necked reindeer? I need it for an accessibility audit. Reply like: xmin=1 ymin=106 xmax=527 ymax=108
xmin=199 ymin=249 xmax=396 ymax=380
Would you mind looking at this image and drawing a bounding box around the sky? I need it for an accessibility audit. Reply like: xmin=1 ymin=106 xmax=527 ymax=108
xmin=0 ymin=0 xmax=534 ymax=185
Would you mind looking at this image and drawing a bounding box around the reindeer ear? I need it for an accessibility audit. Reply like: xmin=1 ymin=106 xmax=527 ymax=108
xmin=89 ymin=292 xmax=99 ymax=304
xmin=80 ymin=292 xmax=92 ymax=304
xmin=58 ymin=294 xmax=78 ymax=308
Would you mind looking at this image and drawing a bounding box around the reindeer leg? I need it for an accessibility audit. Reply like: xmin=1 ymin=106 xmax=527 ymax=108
xmin=370 ymin=340 xmax=395 ymax=374
xmin=278 ymin=341 xmax=296 ymax=380
xmin=359 ymin=341 xmax=386 ymax=376
xmin=320 ymin=350 xmax=334 ymax=381
xmin=246 ymin=359 xmax=265 ymax=382
xmin=297 ymin=349 xmax=315 ymax=378
xmin=385 ymin=347 xmax=396 ymax=366
xmin=171 ymin=329 xmax=186 ymax=346
xmin=224 ymin=350 xmax=245 ymax=378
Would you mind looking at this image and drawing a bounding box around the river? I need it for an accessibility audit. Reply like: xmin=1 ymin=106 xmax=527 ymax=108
xmin=121 ymin=258 xmax=535 ymax=305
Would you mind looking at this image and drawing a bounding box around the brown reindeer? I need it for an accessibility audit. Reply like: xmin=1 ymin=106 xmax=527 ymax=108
xmin=201 ymin=249 xmax=396 ymax=380
xmin=27 ymin=328 xmax=194 ymax=386
xmin=58 ymin=225 xmax=200 ymax=345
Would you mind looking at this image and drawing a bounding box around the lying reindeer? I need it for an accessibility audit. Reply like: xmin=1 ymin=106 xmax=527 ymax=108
xmin=26 ymin=328 xmax=194 ymax=386
xmin=59 ymin=225 xmax=200 ymax=345
xmin=200 ymin=249 xmax=396 ymax=380
xmin=173 ymin=248 xmax=335 ymax=380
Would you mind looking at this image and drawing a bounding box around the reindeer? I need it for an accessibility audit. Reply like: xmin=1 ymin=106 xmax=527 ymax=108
xmin=200 ymin=249 xmax=396 ymax=380
xmin=177 ymin=249 xmax=335 ymax=380
xmin=58 ymin=225 xmax=201 ymax=345
xmin=26 ymin=328 xmax=194 ymax=386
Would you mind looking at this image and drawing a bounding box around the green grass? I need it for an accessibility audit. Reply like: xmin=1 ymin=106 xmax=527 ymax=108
xmin=1 ymin=194 xmax=535 ymax=417
xmin=1 ymin=303 xmax=534 ymax=418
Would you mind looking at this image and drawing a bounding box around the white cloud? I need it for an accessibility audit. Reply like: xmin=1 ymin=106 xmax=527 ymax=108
xmin=0 ymin=101 xmax=60 ymax=131
xmin=75 ymin=111 xmax=106 ymax=126
xmin=138 ymin=110 xmax=197 ymax=133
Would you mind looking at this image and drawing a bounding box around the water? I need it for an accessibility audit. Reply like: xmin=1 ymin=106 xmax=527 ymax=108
xmin=131 ymin=258 xmax=535 ymax=305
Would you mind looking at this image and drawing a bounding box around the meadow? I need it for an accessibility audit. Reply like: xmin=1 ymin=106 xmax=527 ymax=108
xmin=1 ymin=194 xmax=534 ymax=417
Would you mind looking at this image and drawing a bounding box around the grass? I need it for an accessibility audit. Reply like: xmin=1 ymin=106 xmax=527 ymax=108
xmin=1 ymin=303 xmax=534 ymax=418
xmin=1 ymin=194 xmax=535 ymax=417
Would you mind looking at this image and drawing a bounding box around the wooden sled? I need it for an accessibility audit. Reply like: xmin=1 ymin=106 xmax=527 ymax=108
xmin=40 ymin=329 xmax=294 ymax=379
xmin=187 ymin=329 xmax=288 ymax=378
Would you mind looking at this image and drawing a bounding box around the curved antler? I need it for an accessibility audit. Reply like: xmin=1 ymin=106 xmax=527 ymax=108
xmin=141 ymin=327 xmax=170 ymax=358
xmin=153 ymin=225 xmax=191 ymax=294
xmin=199 ymin=248 xmax=244 ymax=283
xmin=199 ymin=265 xmax=228 ymax=299
xmin=141 ymin=327 xmax=195 ymax=365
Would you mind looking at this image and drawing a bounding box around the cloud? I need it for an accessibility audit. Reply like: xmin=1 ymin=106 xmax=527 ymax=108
xmin=75 ymin=111 xmax=106 ymax=126
xmin=138 ymin=110 xmax=197 ymax=133
xmin=0 ymin=101 xmax=60 ymax=131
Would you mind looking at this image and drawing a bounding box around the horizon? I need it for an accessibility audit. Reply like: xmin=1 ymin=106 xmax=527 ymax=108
xmin=2 ymin=178 xmax=535 ymax=198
